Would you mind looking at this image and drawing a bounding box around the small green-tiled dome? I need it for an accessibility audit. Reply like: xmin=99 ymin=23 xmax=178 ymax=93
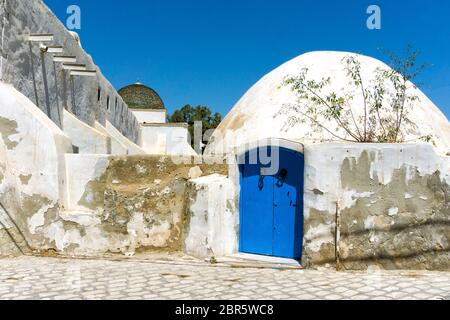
xmin=118 ymin=83 xmax=165 ymax=110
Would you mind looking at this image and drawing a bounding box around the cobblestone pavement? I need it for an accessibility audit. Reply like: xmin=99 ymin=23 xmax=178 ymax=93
xmin=0 ymin=256 xmax=449 ymax=300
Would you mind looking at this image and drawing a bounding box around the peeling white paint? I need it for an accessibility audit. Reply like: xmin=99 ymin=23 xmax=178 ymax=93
xmin=341 ymin=191 xmax=375 ymax=210
xmin=305 ymin=223 xmax=333 ymax=253
xmin=161 ymin=187 xmax=171 ymax=195
xmin=28 ymin=202 xmax=54 ymax=234
xmin=135 ymin=164 xmax=147 ymax=175
xmin=64 ymin=154 xmax=110 ymax=211
xmin=127 ymin=212 xmax=172 ymax=248
xmin=388 ymin=207 xmax=399 ymax=217
xmin=45 ymin=222 xmax=67 ymax=251
xmin=365 ymin=216 xmax=376 ymax=230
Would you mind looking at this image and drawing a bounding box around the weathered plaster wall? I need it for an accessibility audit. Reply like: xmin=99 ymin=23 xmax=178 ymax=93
xmin=0 ymin=0 xmax=140 ymax=143
xmin=0 ymin=82 xmax=73 ymax=255
xmin=184 ymin=174 xmax=238 ymax=259
xmin=40 ymin=155 xmax=228 ymax=256
xmin=303 ymin=143 xmax=450 ymax=270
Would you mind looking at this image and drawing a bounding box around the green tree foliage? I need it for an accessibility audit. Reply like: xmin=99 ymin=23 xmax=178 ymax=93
xmin=168 ymin=105 xmax=222 ymax=148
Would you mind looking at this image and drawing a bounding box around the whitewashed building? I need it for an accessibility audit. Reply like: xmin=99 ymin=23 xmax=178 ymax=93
xmin=119 ymin=83 xmax=196 ymax=156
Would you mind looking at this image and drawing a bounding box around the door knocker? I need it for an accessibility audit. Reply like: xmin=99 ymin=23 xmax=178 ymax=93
xmin=276 ymin=168 xmax=288 ymax=187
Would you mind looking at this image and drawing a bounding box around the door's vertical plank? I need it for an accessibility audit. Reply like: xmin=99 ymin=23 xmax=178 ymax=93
xmin=273 ymin=149 xmax=304 ymax=259
xmin=239 ymin=153 xmax=274 ymax=256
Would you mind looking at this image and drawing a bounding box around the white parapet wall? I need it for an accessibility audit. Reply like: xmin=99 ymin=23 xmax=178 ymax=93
xmin=140 ymin=123 xmax=197 ymax=156
xmin=184 ymin=174 xmax=238 ymax=258
xmin=63 ymin=110 xmax=110 ymax=154
xmin=131 ymin=109 xmax=167 ymax=124
xmin=0 ymin=82 xmax=73 ymax=250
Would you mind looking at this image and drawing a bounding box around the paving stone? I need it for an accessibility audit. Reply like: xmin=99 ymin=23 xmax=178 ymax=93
xmin=0 ymin=257 xmax=448 ymax=300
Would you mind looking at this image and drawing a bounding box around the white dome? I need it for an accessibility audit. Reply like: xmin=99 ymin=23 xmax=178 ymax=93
xmin=206 ymin=51 xmax=450 ymax=155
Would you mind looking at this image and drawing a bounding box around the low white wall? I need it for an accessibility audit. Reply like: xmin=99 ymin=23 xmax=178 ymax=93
xmin=104 ymin=121 xmax=147 ymax=155
xmin=94 ymin=122 xmax=128 ymax=155
xmin=131 ymin=109 xmax=166 ymax=124
xmin=140 ymin=124 xmax=197 ymax=156
xmin=185 ymin=174 xmax=238 ymax=258
xmin=63 ymin=110 xmax=109 ymax=154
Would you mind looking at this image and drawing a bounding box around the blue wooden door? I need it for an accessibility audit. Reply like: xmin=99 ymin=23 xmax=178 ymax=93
xmin=239 ymin=147 xmax=304 ymax=260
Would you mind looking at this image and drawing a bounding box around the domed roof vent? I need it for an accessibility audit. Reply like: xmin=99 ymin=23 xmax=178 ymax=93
xmin=118 ymin=83 xmax=165 ymax=110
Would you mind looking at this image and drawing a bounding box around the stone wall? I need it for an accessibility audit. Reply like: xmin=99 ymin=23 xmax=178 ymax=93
xmin=303 ymin=143 xmax=450 ymax=270
xmin=43 ymin=155 xmax=229 ymax=256
xmin=0 ymin=0 xmax=140 ymax=143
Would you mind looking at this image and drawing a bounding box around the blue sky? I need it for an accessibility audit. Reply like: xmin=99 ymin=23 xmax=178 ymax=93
xmin=44 ymin=0 xmax=450 ymax=119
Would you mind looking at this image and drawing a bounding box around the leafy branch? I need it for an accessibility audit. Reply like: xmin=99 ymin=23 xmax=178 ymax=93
xmin=276 ymin=48 xmax=429 ymax=144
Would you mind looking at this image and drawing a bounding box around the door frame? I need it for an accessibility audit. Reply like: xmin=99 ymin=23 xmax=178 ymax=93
xmin=235 ymin=138 xmax=305 ymax=260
